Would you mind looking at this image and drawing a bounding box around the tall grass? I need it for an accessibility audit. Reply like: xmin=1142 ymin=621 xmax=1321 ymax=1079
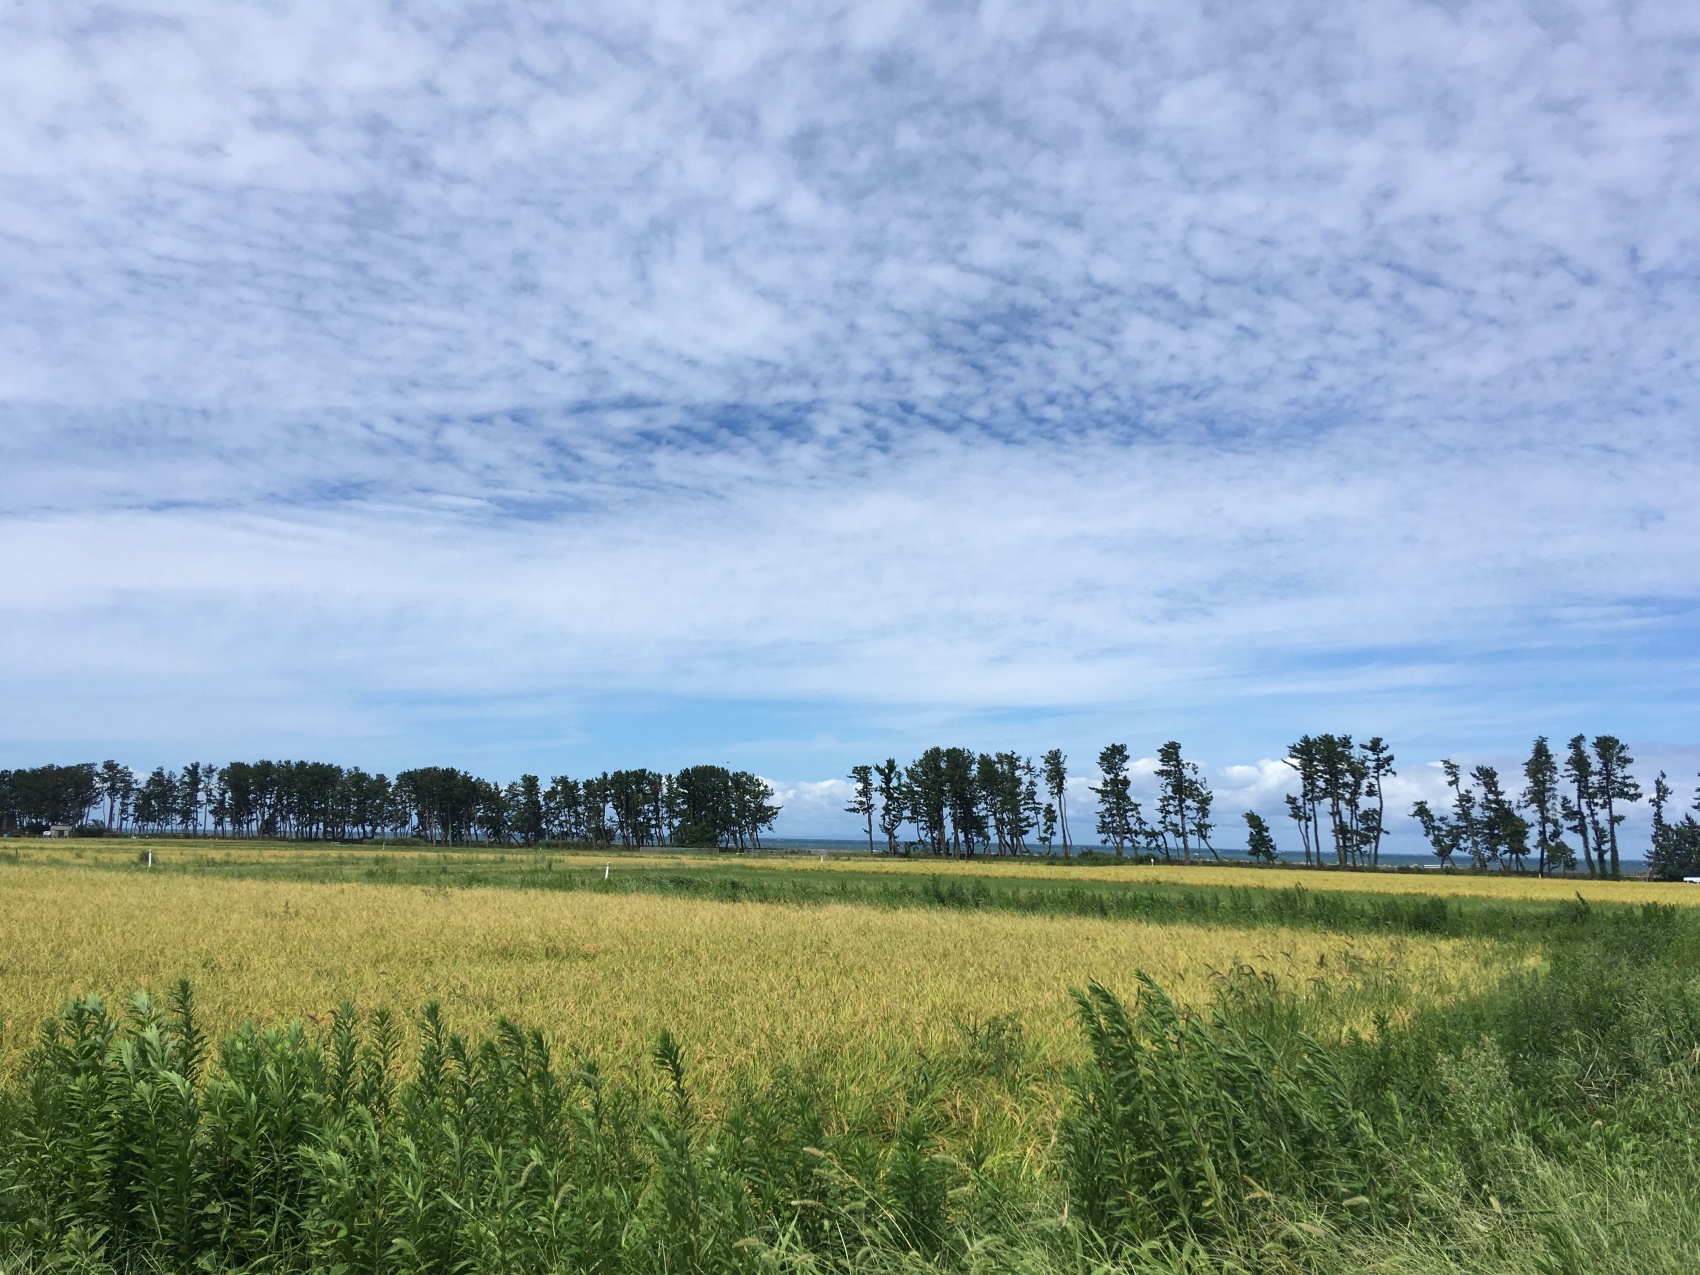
xmin=4 ymin=906 xmax=1699 ymax=1272
xmin=0 ymin=980 xmax=1026 ymax=1273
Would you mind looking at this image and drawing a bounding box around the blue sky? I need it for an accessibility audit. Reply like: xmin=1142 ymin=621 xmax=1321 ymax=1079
xmin=4 ymin=1 xmax=1699 ymax=837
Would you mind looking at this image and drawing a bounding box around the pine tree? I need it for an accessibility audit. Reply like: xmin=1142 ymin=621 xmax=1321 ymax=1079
xmin=1519 ymin=736 xmax=1569 ymax=876
xmin=515 ymin=774 xmax=545 ymax=845
xmin=1243 ymin=811 xmax=1278 ymax=863
xmin=1590 ymin=735 xmax=1640 ymax=878
xmin=1041 ymin=749 xmax=1071 ymax=855
xmin=1315 ymin=734 xmax=1357 ymax=867
xmin=875 ymin=759 xmax=906 ymax=853
xmin=1410 ymin=798 xmax=1459 ymax=866
xmin=1092 ymin=744 xmax=1135 ymax=856
xmin=1361 ymin=738 xmax=1395 ymax=866
xmin=1473 ymin=765 xmax=1529 ymax=871
xmin=1155 ymin=741 xmax=1193 ymax=861
xmin=96 ymin=759 xmax=135 ymax=832
xmin=1647 ymin=771 xmax=1700 ymax=880
xmin=1284 ymin=793 xmax=1314 ymax=866
xmin=942 ymin=748 xmax=982 ymax=857
xmin=1283 ymin=737 xmax=1324 ymax=867
xmin=846 ymin=764 xmax=876 ymax=854
xmin=1561 ymin=736 xmax=1599 ymax=876
xmin=1440 ymin=760 xmax=1483 ymax=866
xmin=1190 ymin=767 xmax=1216 ymax=859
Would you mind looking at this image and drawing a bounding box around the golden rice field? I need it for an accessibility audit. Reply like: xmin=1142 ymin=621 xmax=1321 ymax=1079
xmin=8 ymin=838 xmax=1696 ymax=905
xmin=0 ymin=862 xmax=1515 ymax=1096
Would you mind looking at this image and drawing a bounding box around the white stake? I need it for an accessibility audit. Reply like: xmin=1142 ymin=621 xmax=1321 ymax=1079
xmin=604 ymin=861 xmax=610 ymax=881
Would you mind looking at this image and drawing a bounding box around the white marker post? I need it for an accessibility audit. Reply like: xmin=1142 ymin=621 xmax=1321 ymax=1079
xmin=605 ymin=861 xmax=610 ymax=881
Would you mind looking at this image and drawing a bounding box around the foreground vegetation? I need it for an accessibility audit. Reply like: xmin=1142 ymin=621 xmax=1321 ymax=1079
xmin=2 ymin=856 xmax=1698 ymax=1271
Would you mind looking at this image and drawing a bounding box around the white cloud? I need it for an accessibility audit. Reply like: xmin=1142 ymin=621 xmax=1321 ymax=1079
xmin=1 ymin=1 xmax=1697 ymax=809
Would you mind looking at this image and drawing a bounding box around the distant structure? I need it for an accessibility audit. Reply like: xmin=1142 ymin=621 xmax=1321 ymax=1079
xmin=47 ymin=824 xmax=71 ymax=838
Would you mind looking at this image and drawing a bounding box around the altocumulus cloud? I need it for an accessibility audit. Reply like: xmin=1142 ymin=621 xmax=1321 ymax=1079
xmin=3 ymin=0 xmax=1699 ymax=830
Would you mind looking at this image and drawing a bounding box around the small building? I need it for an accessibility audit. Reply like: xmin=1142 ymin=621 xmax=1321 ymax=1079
xmin=47 ymin=824 xmax=72 ymax=838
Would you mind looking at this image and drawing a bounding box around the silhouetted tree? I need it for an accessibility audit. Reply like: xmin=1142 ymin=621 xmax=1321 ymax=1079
xmin=1520 ymin=737 xmax=1570 ymax=876
xmin=1647 ymin=771 xmax=1700 ymax=880
xmin=1561 ymin=735 xmax=1600 ymax=876
xmin=1243 ymin=811 xmax=1278 ymax=863
xmin=11 ymin=763 xmax=99 ymax=828
xmin=846 ymin=765 xmax=875 ymax=854
xmin=1591 ymin=735 xmax=1640 ymax=878
xmin=1092 ymin=744 xmax=1135 ymax=856
xmin=96 ymin=760 xmax=134 ymax=831
xmin=1361 ymin=737 xmax=1396 ymax=867
xmin=1283 ymin=737 xmax=1324 ymax=867
xmin=875 ymin=759 xmax=906 ymax=853
xmin=1042 ymin=748 xmax=1072 ymax=855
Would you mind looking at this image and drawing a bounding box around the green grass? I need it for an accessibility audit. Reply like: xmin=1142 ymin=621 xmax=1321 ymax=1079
xmin=4 ymin=864 xmax=1699 ymax=1272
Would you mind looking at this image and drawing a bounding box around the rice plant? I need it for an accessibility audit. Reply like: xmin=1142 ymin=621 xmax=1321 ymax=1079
xmin=3 ymin=863 xmax=1699 ymax=1272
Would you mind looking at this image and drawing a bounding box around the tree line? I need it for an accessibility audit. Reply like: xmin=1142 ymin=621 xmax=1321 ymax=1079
xmin=7 ymin=729 xmax=1690 ymax=875
xmin=843 ymin=741 xmax=1226 ymax=862
xmin=0 ymin=760 xmax=780 ymax=850
xmin=845 ymin=732 xmax=1692 ymax=877
xmin=1408 ymin=733 xmax=1700 ymax=880
xmin=1275 ymin=730 xmax=1697 ymax=879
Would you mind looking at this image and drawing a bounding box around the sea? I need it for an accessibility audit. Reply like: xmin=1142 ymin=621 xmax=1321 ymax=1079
xmin=757 ymin=837 xmax=1647 ymax=868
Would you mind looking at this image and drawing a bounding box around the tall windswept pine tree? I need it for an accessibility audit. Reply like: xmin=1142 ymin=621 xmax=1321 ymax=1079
xmin=1410 ymin=796 xmax=1459 ymax=866
xmin=875 ymin=759 xmax=906 ymax=853
xmin=1561 ymin=735 xmax=1599 ymax=876
xmin=1190 ymin=766 xmax=1216 ymax=859
xmin=1647 ymin=771 xmax=1700 ymax=879
xmin=1651 ymin=770 xmax=1672 ymax=855
xmin=1472 ymin=764 xmax=1529 ymax=871
xmin=1442 ymin=760 xmax=1482 ymax=866
xmin=1283 ymin=737 xmax=1324 ymax=867
xmin=905 ymin=749 xmax=951 ymax=855
xmin=1092 ymin=744 xmax=1135 ymax=856
xmin=1154 ymin=742 xmax=1195 ymax=861
xmin=1590 ymin=735 xmax=1640 ymax=878
xmin=1242 ymin=811 xmax=1278 ymax=862
xmin=941 ymin=747 xmax=982 ymax=857
xmin=1155 ymin=741 xmax=1217 ymax=861
xmin=1520 ymin=736 xmax=1569 ymax=876
xmin=516 ymin=774 xmax=545 ymax=844
xmin=846 ymin=764 xmax=876 ymax=854
xmin=1361 ymin=738 xmax=1395 ymax=866
xmin=96 ymin=759 xmax=135 ymax=832
xmin=1041 ymin=748 xmax=1071 ymax=855
xmin=1284 ymin=794 xmax=1314 ymax=866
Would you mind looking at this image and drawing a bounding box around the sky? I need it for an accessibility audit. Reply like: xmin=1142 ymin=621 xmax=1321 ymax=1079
xmin=4 ymin=1 xmax=1699 ymax=840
